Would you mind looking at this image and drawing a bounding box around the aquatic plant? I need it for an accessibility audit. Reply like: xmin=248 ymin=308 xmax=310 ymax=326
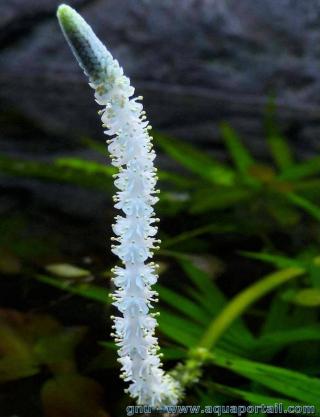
xmin=57 ymin=4 xmax=179 ymax=406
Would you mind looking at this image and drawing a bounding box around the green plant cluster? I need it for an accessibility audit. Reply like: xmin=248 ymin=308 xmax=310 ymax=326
xmin=1 ymin=112 xmax=320 ymax=415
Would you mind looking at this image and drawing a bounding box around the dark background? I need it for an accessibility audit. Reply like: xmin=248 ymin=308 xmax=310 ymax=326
xmin=2 ymin=0 xmax=320 ymax=237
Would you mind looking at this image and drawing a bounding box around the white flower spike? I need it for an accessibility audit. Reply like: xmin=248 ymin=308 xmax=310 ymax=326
xmin=57 ymin=4 xmax=180 ymax=406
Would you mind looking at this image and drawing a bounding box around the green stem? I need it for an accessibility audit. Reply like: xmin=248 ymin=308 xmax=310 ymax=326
xmin=199 ymin=267 xmax=304 ymax=350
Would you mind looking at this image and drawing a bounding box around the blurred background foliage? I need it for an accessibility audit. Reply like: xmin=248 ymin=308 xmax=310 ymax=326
xmin=1 ymin=97 xmax=320 ymax=416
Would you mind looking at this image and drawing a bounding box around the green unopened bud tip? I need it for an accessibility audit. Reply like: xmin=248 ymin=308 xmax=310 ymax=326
xmin=57 ymin=4 xmax=74 ymax=25
xmin=57 ymin=4 xmax=73 ymax=18
xmin=56 ymin=3 xmax=108 ymax=82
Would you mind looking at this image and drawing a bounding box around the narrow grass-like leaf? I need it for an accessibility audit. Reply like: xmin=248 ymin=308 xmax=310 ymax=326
xmin=199 ymin=268 xmax=304 ymax=350
xmin=179 ymin=259 xmax=255 ymax=351
xmin=160 ymin=346 xmax=187 ymax=361
xmin=157 ymin=284 xmax=209 ymax=325
xmin=195 ymin=387 xmax=230 ymax=411
xmin=162 ymin=223 xmax=235 ymax=248
xmin=261 ymin=293 xmax=292 ymax=334
xmin=286 ymin=192 xmax=320 ymax=221
xmin=208 ymin=350 xmax=320 ymax=405
xmin=153 ymin=131 xmax=235 ymax=186
xmin=253 ymin=326 xmax=320 ymax=358
xmin=267 ymin=133 xmax=294 ymax=171
xmin=81 ymin=137 xmax=106 ymax=154
xmin=240 ymin=251 xmax=304 ymax=269
xmin=0 ymin=154 xmax=111 ymax=192
xmin=157 ymin=310 xmax=202 ymax=348
xmin=190 ymin=187 xmax=253 ymax=213
xmin=265 ymin=97 xmax=294 ymax=171
xmin=56 ymin=157 xmax=116 ymax=176
xmin=294 ymin=179 xmax=320 ymax=195
xmin=209 ymin=382 xmax=301 ymax=408
xmin=264 ymin=196 xmax=300 ymax=227
xmin=220 ymin=122 xmax=257 ymax=184
xmin=82 ymin=136 xmax=194 ymax=188
xmin=244 ymin=252 xmax=320 ymax=289
xmin=36 ymin=274 xmax=109 ymax=304
xmin=180 ymin=260 xmax=233 ymax=312
xmin=280 ymin=156 xmax=320 ymax=181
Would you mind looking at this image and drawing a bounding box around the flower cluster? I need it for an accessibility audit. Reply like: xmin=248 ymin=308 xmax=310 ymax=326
xmin=57 ymin=4 xmax=180 ymax=406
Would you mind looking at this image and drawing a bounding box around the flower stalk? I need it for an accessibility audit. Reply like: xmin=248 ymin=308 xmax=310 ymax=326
xmin=57 ymin=4 xmax=180 ymax=406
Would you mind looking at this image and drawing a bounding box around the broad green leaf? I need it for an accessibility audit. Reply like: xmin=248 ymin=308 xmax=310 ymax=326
xmin=34 ymin=327 xmax=87 ymax=374
xmin=42 ymin=374 xmax=108 ymax=417
xmin=0 ymin=311 xmax=87 ymax=383
xmin=153 ymin=131 xmax=235 ymax=186
xmin=0 ymin=356 xmax=38 ymax=382
xmin=0 ymin=312 xmax=40 ymax=382
xmin=0 ymin=319 xmax=33 ymax=358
